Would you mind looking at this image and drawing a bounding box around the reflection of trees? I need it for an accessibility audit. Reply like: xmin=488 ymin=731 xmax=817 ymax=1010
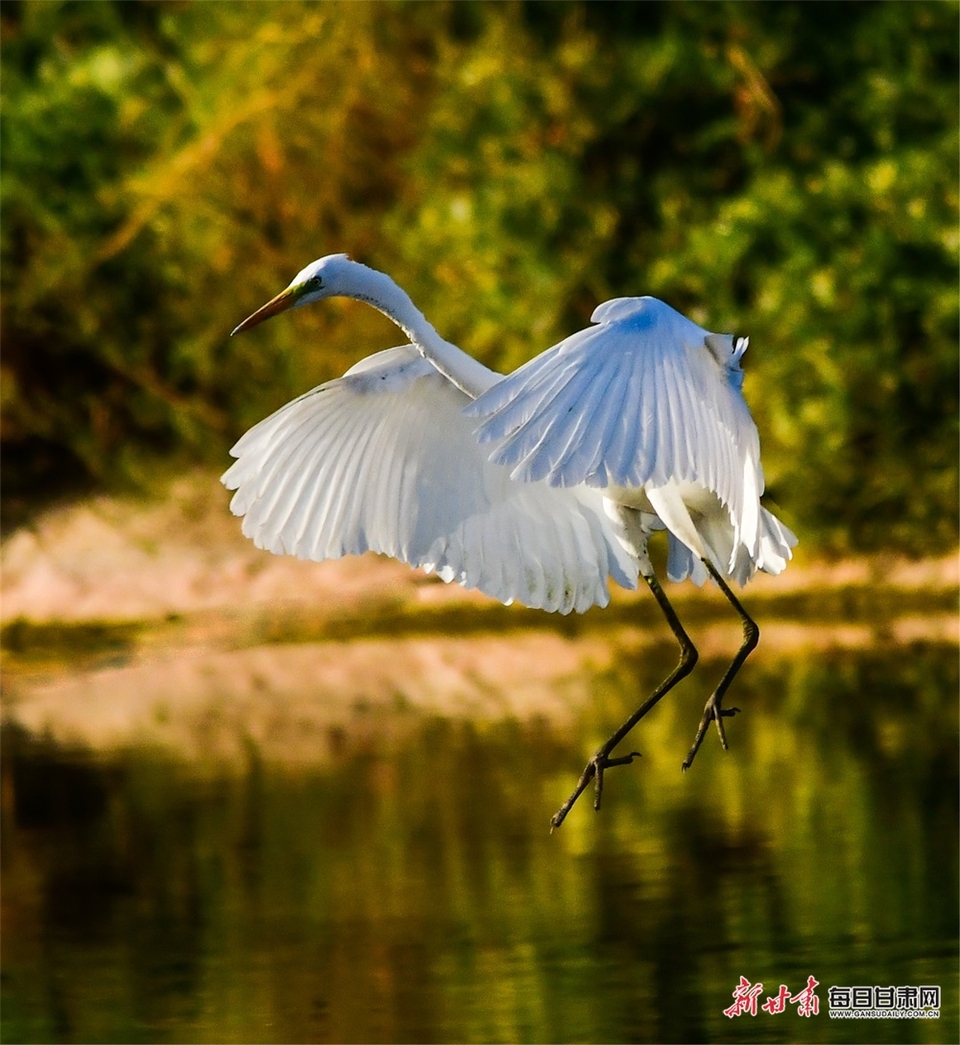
xmin=3 ymin=643 xmax=956 ymax=1040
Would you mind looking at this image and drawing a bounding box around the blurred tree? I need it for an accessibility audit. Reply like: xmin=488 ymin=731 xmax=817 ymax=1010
xmin=387 ymin=0 xmax=959 ymax=554
xmin=2 ymin=0 xmax=435 ymax=519
xmin=2 ymin=0 xmax=957 ymax=555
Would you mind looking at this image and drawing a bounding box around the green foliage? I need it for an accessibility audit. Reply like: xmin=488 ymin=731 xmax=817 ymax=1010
xmin=2 ymin=0 xmax=957 ymax=553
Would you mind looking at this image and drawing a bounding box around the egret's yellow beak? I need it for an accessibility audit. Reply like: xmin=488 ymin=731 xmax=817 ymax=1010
xmin=231 ymin=283 xmax=304 ymax=336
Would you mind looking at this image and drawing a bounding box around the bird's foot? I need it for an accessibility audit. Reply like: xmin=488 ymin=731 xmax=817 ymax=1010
xmin=681 ymin=695 xmax=740 ymax=771
xmin=550 ymin=749 xmax=641 ymax=831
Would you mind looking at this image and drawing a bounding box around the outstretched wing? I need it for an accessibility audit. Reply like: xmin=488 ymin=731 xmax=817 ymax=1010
xmin=464 ymin=297 xmax=763 ymax=536
xmin=223 ymin=345 xmax=638 ymax=613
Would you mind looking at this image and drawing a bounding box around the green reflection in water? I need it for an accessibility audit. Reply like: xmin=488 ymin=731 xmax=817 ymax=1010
xmin=3 ymin=641 xmax=957 ymax=1044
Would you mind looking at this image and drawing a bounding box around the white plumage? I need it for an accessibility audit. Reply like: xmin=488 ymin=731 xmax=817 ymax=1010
xmin=465 ymin=295 xmax=795 ymax=586
xmin=224 ymin=254 xmax=797 ymax=826
xmin=224 ymin=345 xmax=637 ymax=614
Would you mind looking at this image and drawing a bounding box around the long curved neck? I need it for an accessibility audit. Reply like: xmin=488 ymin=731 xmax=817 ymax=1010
xmin=346 ymin=264 xmax=497 ymax=397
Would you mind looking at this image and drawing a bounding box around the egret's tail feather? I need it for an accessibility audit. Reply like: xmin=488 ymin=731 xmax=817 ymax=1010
xmin=756 ymin=507 xmax=798 ymax=576
xmin=666 ymin=506 xmax=796 ymax=586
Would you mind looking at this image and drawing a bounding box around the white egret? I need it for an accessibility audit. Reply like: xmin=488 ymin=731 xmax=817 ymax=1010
xmin=225 ymin=254 xmax=796 ymax=828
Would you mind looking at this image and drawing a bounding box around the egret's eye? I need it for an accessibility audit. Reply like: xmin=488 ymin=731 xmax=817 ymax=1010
xmin=304 ymin=275 xmax=324 ymax=291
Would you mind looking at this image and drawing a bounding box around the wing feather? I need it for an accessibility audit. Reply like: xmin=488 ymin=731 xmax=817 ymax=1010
xmin=223 ymin=345 xmax=638 ymax=612
xmin=239 ymin=404 xmax=338 ymax=552
xmin=465 ymin=295 xmax=765 ymax=536
xmin=280 ymin=413 xmax=348 ymax=556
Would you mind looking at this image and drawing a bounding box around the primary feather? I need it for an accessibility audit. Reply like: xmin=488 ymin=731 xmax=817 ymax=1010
xmin=223 ymin=345 xmax=639 ymax=614
xmin=464 ymin=296 xmax=795 ymax=582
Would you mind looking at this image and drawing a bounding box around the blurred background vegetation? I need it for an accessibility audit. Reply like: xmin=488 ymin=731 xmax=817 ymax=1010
xmin=2 ymin=0 xmax=957 ymax=554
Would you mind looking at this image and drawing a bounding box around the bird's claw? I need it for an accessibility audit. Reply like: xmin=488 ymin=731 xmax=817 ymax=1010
xmin=599 ymin=751 xmax=643 ymax=771
xmin=593 ymin=750 xmax=642 ymax=811
xmin=550 ymin=749 xmax=642 ymax=832
xmin=681 ymin=698 xmax=740 ymax=772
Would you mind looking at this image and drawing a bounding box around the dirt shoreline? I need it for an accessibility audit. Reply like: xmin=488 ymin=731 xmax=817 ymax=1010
xmin=2 ymin=474 xmax=956 ymax=763
xmin=2 ymin=472 xmax=957 ymax=627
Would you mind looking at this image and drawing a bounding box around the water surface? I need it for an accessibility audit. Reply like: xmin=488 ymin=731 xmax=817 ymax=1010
xmin=3 ymin=630 xmax=957 ymax=1043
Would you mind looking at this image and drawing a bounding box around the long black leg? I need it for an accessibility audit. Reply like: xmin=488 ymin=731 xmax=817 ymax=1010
xmin=681 ymin=558 xmax=759 ymax=771
xmin=550 ymin=570 xmax=699 ymax=831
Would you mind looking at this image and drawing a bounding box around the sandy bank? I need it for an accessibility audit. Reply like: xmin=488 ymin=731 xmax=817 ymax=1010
xmin=3 ymin=472 xmax=957 ymax=626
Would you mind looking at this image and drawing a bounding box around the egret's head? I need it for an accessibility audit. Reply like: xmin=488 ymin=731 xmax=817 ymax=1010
xmin=231 ymin=254 xmax=353 ymax=335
